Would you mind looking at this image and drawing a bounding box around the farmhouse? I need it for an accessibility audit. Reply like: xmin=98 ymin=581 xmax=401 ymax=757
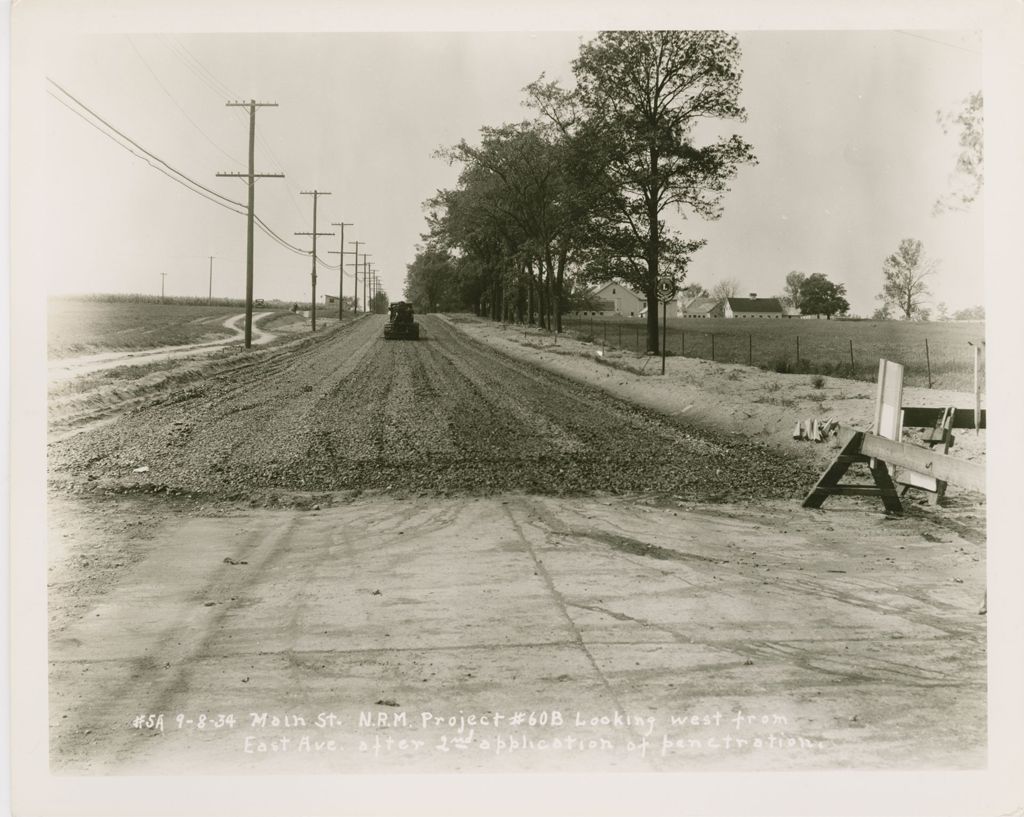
xmin=322 ymin=294 xmax=340 ymax=305
xmin=681 ymin=297 xmax=723 ymax=318
xmin=723 ymin=295 xmax=784 ymax=319
xmin=585 ymin=282 xmax=645 ymax=317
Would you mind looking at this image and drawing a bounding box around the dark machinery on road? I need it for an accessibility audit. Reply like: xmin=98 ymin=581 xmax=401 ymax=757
xmin=383 ymin=301 xmax=420 ymax=340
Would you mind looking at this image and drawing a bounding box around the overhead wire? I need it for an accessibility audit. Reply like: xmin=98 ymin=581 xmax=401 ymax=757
xmin=47 ymin=91 xmax=250 ymax=219
xmin=47 ymin=78 xmax=311 ymax=257
xmin=161 ymin=34 xmax=308 ymax=221
xmin=158 ymin=35 xmax=358 ymax=279
xmin=126 ymin=35 xmax=244 ymax=168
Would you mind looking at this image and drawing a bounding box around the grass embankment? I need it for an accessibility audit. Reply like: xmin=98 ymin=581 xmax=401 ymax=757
xmin=562 ymin=315 xmax=985 ymax=390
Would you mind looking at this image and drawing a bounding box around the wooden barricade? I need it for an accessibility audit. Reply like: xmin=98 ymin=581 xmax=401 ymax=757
xmin=802 ymin=427 xmax=986 ymax=514
xmin=803 ymin=358 xmax=986 ymax=514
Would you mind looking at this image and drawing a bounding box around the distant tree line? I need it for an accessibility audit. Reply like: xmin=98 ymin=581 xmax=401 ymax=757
xmin=405 ymin=31 xmax=757 ymax=353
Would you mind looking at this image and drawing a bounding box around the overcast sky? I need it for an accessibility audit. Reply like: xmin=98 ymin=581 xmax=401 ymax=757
xmin=24 ymin=25 xmax=982 ymax=315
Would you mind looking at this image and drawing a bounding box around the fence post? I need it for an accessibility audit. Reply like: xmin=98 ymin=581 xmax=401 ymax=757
xmin=925 ymin=338 xmax=932 ymax=389
xmin=711 ymin=333 xmax=716 ymax=362
xmin=849 ymin=339 xmax=854 ymax=370
xmin=748 ymin=333 xmax=752 ymax=366
xmin=796 ymin=336 xmax=801 ymax=365
xmin=680 ymin=330 xmax=685 ymax=356
xmin=618 ymin=323 xmax=621 ymax=347
xmin=590 ymin=315 xmax=594 ymax=336
xmin=635 ymin=325 xmax=639 ymax=350
xmin=603 ymin=322 xmax=607 ymax=345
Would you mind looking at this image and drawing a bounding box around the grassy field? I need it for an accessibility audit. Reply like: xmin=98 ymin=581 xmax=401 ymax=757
xmin=48 ymin=298 xmax=248 ymax=358
xmin=562 ymin=314 xmax=986 ymax=390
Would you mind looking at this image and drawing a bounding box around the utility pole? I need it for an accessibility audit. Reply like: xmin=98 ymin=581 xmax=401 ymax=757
xmin=348 ymin=241 xmax=363 ymax=314
xmin=295 ymin=190 xmax=333 ymax=333
xmin=208 ymin=256 xmax=214 ymax=304
xmin=218 ymin=100 xmax=284 ymax=348
xmin=328 ymin=222 xmax=353 ymax=321
xmin=160 ymin=272 xmax=167 ymax=302
xmin=360 ymin=255 xmax=373 ymax=314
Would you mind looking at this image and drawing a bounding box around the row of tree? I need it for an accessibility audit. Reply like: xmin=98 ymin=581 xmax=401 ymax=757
xmin=406 ymin=33 xmax=983 ymax=336
xmin=406 ymin=31 xmax=756 ymax=353
xmin=682 ymin=234 xmax=982 ymax=321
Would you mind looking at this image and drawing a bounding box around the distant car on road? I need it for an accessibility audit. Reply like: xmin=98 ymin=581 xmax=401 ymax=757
xmin=254 ymin=299 xmax=266 ymax=307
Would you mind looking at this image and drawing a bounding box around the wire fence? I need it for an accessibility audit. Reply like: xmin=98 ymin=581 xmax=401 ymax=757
xmin=560 ymin=314 xmax=985 ymax=391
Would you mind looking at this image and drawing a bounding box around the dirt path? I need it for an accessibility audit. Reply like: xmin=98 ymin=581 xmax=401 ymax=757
xmin=44 ymin=313 xmax=987 ymax=774
xmin=48 ymin=492 xmax=985 ymax=773
xmin=47 ymin=311 xmax=278 ymax=383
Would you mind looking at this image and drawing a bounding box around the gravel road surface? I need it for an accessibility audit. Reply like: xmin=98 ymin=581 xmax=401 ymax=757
xmin=41 ymin=314 xmax=986 ymax=779
xmin=49 ymin=315 xmax=817 ymax=501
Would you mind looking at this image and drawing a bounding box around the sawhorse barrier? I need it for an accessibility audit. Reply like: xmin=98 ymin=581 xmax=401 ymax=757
xmin=802 ymin=426 xmax=986 ymax=515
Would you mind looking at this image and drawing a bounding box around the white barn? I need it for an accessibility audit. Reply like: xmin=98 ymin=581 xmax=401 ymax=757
xmin=585 ymin=282 xmax=646 ymax=317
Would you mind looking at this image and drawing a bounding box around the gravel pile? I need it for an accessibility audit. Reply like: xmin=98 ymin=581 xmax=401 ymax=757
xmin=49 ymin=316 xmax=818 ymax=502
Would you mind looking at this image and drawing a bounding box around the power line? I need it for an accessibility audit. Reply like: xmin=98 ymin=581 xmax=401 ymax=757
xmin=47 ymin=91 xmax=249 ymax=217
xmin=126 ymin=35 xmax=243 ymax=167
xmin=48 ymin=78 xmax=243 ymax=209
xmin=894 ymin=30 xmax=980 ymax=55
xmin=48 ymin=79 xmax=312 ymax=258
xmin=166 ymin=35 xmax=238 ymax=100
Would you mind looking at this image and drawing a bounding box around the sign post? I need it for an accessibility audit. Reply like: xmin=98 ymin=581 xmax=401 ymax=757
xmin=657 ymin=276 xmax=677 ymax=375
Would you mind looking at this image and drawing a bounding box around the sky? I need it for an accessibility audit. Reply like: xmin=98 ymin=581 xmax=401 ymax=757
xmin=19 ymin=23 xmax=983 ymax=316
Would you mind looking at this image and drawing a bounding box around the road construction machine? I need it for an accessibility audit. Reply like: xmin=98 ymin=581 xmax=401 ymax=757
xmin=383 ymin=301 xmax=420 ymax=340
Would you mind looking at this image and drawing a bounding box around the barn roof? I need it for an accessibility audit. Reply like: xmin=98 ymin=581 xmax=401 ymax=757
xmin=683 ymin=297 xmax=721 ymax=315
xmin=591 ymin=281 xmax=643 ymax=298
xmin=726 ymin=297 xmax=783 ymax=313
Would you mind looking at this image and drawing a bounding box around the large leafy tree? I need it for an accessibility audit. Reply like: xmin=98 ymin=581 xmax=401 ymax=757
xmin=782 ymin=271 xmax=806 ymax=309
xmin=528 ymin=30 xmax=756 ymax=353
xmin=436 ymin=121 xmax=596 ymax=329
xmin=878 ymin=238 xmax=935 ymax=320
xmin=711 ymin=277 xmax=740 ymax=300
xmin=797 ymin=273 xmax=849 ymax=319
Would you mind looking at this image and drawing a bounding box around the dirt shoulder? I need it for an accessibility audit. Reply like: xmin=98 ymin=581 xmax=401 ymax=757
xmin=48 ymin=491 xmax=985 ymax=773
xmin=445 ymin=315 xmax=987 ymax=472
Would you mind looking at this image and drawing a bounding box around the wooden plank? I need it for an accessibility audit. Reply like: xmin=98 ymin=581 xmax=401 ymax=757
xmin=858 ymin=433 xmax=986 ymax=493
xmin=874 ymin=360 xmax=904 ymax=440
xmin=901 ymin=407 xmax=987 ymax=429
xmin=868 ymin=455 xmax=904 ymax=514
xmin=828 ymin=486 xmax=888 ymax=497
xmin=802 ymin=432 xmax=861 ymax=509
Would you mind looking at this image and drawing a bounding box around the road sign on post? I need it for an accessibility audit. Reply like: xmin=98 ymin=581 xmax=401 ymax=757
xmin=657 ymin=276 xmax=677 ymax=303
xmin=657 ymin=276 xmax=676 ymax=375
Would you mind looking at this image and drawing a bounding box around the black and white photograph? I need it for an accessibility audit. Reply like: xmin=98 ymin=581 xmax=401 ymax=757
xmin=8 ymin=1 xmax=1024 ymax=815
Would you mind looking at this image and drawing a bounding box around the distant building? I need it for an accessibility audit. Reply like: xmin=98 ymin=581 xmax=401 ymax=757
xmin=323 ymin=294 xmax=340 ymax=305
xmin=783 ymin=306 xmax=802 ymax=318
xmin=723 ymin=294 xmax=784 ymax=319
xmin=584 ymin=282 xmax=646 ymax=317
xmin=681 ymin=297 xmax=724 ymax=318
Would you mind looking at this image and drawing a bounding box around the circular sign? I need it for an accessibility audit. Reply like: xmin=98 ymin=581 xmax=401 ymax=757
xmin=657 ymin=276 xmax=677 ymax=303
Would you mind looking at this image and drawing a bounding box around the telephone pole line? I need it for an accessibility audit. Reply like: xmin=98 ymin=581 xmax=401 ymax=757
xmin=363 ymin=256 xmax=370 ymax=314
xmin=359 ymin=255 xmax=373 ymax=314
xmin=348 ymin=241 xmax=364 ymax=314
xmin=328 ymin=221 xmax=353 ymax=321
xmin=208 ymin=256 xmax=214 ymax=303
xmin=295 ymin=190 xmax=333 ymax=333
xmin=217 ymin=100 xmax=283 ymax=348
xmin=161 ymin=272 xmax=167 ymax=302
